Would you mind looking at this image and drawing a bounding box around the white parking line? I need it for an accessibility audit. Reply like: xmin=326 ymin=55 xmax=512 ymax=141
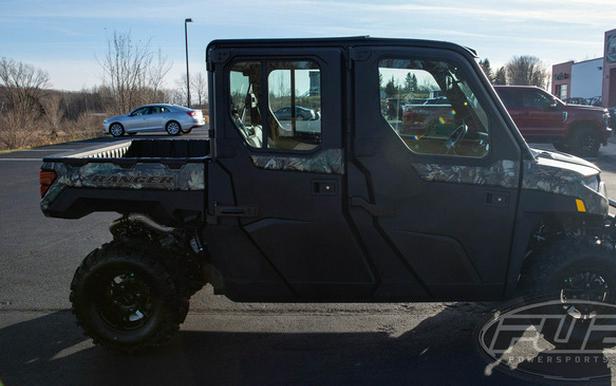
xmin=0 ymin=158 xmax=42 ymax=161
xmin=20 ymin=149 xmax=75 ymax=152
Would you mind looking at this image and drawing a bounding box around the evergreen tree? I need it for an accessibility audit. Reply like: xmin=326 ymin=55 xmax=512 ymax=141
xmin=494 ymin=67 xmax=507 ymax=85
xmin=404 ymin=72 xmax=418 ymax=92
xmin=384 ymin=76 xmax=397 ymax=97
xmin=478 ymin=58 xmax=494 ymax=82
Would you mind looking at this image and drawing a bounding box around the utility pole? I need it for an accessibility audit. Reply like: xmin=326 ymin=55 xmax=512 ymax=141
xmin=184 ymin=18 xmax=193 ymax=107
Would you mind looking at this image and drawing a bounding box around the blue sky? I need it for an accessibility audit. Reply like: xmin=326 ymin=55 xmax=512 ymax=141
xmin=1 ymin=0 xmax=615 ymax=90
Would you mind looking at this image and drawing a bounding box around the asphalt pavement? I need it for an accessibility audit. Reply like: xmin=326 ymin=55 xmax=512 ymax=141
xmin=2 ymin=128 xmax=616 ymax=385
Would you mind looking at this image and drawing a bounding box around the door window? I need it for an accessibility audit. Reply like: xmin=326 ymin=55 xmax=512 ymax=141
xmin=131 ymin=107 xmax=149 ymax=116
xmin=229 ymin=60 xmax=322 ymax=151
xmin=379 ymin=59 xmax=490 ymax=157
xmin=521 ymin=89 xmax=554 ymax=110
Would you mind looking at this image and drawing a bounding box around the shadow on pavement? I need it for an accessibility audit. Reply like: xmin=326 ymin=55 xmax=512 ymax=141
xmin=0 ymin=304 xmax=578 ymax=386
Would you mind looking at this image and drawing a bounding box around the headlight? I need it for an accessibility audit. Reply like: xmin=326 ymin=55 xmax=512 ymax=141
xmin=582 ymin=174 xmax=600 ymax=192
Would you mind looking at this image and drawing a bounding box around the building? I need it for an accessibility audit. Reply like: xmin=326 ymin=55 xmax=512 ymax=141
xmin=552 ymin=58 xmax=603 ymax=102
xmin=603 ymin=28 xmax=616 ymax=108
xmin=551 ymin=28 xmax=616 ymax=107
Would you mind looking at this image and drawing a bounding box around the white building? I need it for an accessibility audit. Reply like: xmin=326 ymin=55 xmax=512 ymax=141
xmin=570 ymin=58 xmax=603 ymax=99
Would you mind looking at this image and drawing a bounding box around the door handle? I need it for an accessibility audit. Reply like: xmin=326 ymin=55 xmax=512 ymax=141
xmin=214 ymin=204 xmax=258 ymax=217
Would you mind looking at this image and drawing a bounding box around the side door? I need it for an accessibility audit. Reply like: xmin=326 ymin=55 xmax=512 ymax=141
xmin=206 ymin=46 xmax=375 ymax=301
xmin=349 ymin=46 xmax=522 ymax=299
xmin=522 ymin=89 xmax=565 ymax=138
xmin=123 ymin=107 xmax=150 ymax=131
xmin=144 ymin=105 xmax=164 ymax=131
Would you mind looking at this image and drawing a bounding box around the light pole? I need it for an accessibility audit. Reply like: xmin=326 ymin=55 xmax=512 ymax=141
xmin=184 ymin=18 xmax=193 ymax=107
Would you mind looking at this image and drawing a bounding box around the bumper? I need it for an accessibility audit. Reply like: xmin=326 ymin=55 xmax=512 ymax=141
xmin=181 ymin=118 xmax=206 ymax=130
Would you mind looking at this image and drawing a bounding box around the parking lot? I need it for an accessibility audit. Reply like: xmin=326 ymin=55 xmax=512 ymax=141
xmin=2 ymin=128 xmax=616 ymax=385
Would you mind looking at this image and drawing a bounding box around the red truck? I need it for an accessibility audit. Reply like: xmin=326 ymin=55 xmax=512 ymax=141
xmin=494 ymin=85 xmax=612 ymax=156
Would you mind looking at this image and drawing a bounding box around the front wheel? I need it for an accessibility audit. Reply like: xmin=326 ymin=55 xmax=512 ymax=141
xmin=517 ymin=238 xmax=616 ymax=305
xmin=165 ymin=121 xmax=182 ymax=136
xmin=570 ymin=127 xmax=600 ymax=157
xmin=70 ymin=241 xmax=188 ymax=352
xmin=109 ymin=123 xmax=124 ymax=138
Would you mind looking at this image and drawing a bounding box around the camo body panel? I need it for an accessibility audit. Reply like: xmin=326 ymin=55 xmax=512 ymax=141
xmin=412 ymin=160 xmax=519 ymax=188
xmin=41 ymin=161 xmax=204 ymax=211
xmin=522 ymin=159 xmax=607 ymax=215
xmin=413 ymin=157 xmax=606 ymax=215
xmin=250 ymin=149 xmax=344 ymax=174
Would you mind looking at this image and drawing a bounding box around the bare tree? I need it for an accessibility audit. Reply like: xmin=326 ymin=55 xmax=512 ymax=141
xmin=100 ymin=31 xmax=172 ymax=113
xmin=41 ymin=93 xmax=64 ymax=136
xmin=0 ymin=58 xmax=50 ymax=148
xmin=0 ymin=57 xmax=50 ymax=114
xmin=147 ymin=49 xmax=172 ymax=96
xmin=191 ymin=72 xmax=207 ymax=107
xmin=505 ymin=56 xmax=548 ymax=88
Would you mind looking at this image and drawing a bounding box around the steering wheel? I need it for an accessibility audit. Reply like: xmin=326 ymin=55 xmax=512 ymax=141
xmin=446 ymin=122 xmax=468 ymax=152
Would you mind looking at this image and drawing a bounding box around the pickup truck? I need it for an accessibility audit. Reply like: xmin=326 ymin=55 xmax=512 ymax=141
xmin=494 ymin=85 xmax=612 ymax=156
xmin=40 ymin=37 xmax=616 ymax=352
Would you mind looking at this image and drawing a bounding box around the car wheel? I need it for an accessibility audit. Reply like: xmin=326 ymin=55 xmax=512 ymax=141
xmin=109 ymin=123 xmax=125 ymax=137
xmin=70 ymin=241 xmax=189 ymax=352
xmin=165 ymin=121 xmax=181 ymax=136
xmin=571 ymin=127 xmax=600 ymax=157
xmin=181 ymin=127 xmax=192 ymax=134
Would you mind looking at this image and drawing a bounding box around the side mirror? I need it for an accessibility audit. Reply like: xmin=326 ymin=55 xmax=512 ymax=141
xmin=550 ymin=99 xmax=560 ymax=109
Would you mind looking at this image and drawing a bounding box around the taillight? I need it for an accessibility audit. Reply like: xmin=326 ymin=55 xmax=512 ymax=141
xmin=187 ymin=111 xmax=197 ymax=117
xmin=40 ymin=170 xmax=57 ymax=198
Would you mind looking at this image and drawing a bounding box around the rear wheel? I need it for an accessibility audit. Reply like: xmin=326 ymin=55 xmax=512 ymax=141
xmin=109 ymin=123 xmax=124 ymax=137
xmin=70 ymin=241 xmax=188 ymax=352
xmin=165 ymin=121 xmax=181 ymax=136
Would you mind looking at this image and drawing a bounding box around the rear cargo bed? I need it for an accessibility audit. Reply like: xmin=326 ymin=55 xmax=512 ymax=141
xmin=40 ymin=139 xmax=209 ymax=226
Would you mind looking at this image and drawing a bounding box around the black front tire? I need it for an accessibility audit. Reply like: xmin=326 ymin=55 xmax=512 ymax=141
xmin=517 ymin=238 xmax=616 ymax=303
xmin=570 ymin=127 xmax=600 ymax=157
xmin=70 ymin=241 xmax=188 ymax=352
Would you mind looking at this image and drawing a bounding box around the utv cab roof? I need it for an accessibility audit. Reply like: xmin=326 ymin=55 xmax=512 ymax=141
xmin=206 ymin=36 xmax=478 ymax=59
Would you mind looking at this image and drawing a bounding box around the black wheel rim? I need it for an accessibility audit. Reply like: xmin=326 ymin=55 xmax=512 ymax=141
xmin=93 ymin=269 xmax=156 ymax=331
xmin=561 ymin=271 xmax=609 ymax=304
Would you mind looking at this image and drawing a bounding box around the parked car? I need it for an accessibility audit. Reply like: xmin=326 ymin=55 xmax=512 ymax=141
xmin=494 ymin=85 xmax=611 ymax=156
xmin=274 ymin=106 xmax=316 ymax=121
xmin=103 ymin=104 xmax=205 ymax=137
xmin=402 ymin=98 xmax=454 ymax=136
